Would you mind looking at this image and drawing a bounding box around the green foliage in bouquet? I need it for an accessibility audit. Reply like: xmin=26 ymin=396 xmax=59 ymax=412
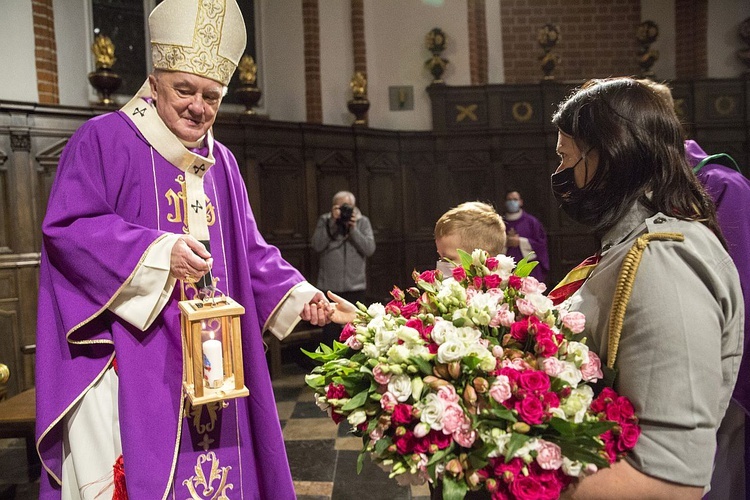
xmin=304 ymin=249 xmax=640 ymax=499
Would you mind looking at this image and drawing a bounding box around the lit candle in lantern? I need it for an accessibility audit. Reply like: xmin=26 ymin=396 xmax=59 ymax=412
xmin=203 ymin=328 xmax=224 ymax=389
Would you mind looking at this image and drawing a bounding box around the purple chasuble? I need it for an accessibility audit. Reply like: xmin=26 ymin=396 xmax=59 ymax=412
xmin=504 ymin=211 xmax=549 ymax=284
xmin=36 ymin=110 xmax=301 ymax=499
xmin=686 ymin=140 xmax=750 ymax=411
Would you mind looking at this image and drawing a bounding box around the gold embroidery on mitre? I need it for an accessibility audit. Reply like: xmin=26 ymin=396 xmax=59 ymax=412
xmin=165 ymin=174 xmax=216 ymax=233
xmin=183 ymin=451 xmax=234 ymax=499
xmin=150 ymin=0 xmax=245 ymax=85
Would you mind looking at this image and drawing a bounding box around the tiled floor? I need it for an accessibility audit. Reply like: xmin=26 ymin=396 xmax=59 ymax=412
xmin=0 ymin=358 xmax=432 ymax=499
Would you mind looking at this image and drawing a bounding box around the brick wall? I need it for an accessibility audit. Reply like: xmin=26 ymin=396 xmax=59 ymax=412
xmin=303 ymin=0 xmax=322 ymax=123
xmin=500 ymin=0 xmax=641 ymax=84
xmin=468 ymin=0 xmax=489 ymax=85
xmin=675 ymin=0 xmax=707 ymax=78
xmin=32 ymin=0 xmax=59 ymax=104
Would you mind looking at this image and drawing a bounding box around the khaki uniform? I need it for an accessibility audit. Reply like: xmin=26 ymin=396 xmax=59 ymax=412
xmin=568 ymin=202 xmax=744 ymax=487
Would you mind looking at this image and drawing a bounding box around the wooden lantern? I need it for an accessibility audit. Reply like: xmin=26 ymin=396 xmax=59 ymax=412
xmin=179 ymin=294 xmax=249 ymax=405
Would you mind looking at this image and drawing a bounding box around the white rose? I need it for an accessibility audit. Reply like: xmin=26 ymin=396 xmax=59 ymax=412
xmin=527 ymin=293 xmax=553 ymax=316
xmin=374 ymin=328 xmax=397 ymax=352
xmin=417 ymin=393 xmax=445 ymax=430
xmin=388 ymin=374 xmax=413 ymax=402
xmin=387 ymin=344 xmax=411 ymax=364
xmin=347 ymin=409 xmax=367 ymax=427
xmin=495 ymin=254 xmax=516 ymax=278
xmin=437 ymin=339 xmax=467 ymax=363
xmin=396 ymin=325 xmax=422 ymax=345
xmin=557 ymin=361 xmax=583 ymax=387
xmin=562 ymin=457 xmax=583 ymax=477
xmin=566 ymin=341 xmax=590 ymax=366
xmin=362 ymin=343 xmax=380 ymax=359
xmin=561 ymin=385 xmax=594 ymax=423
xmin=367 ymin=302 xmax=386 ymax=317
xmin=430 ymin=319 xmax=456 ymax=345
xmin=452 ymin=326 xmax=482 ymax=346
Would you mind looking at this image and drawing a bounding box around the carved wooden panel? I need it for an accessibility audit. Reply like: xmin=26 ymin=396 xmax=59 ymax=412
xmin=0 ymin=147 xmax=9 ymax=254
xmin=255 ymin=147 xmax=306 ymax=242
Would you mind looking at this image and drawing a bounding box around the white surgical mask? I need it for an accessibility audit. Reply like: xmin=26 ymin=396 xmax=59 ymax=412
xmin=436 ymin=259 xmax=455 ymax=277
xmin=505 ymin=200 xmax=520 ymax=213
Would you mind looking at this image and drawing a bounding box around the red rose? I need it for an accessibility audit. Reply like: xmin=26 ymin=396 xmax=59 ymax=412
xmin=394 ymin=429 xmax=416 ymax=454
xmin=518 ymin=370 xmax=551 ymax=393
xmin=484 ymin=274 xmax=501 ymax=289
xmin=509 ymin=320 xmax=529 ymax=343
xmin=390 ymin=286 xmax=405 ymax=301
xmin=419 ymin=270 xmax=437 ymax=283
xmin=493 ymin=457 xmax=524 ymax=481
xmin=508 ymin=275 xmax=522 ymax=290
xmin=542 ymin=391 xmax=560 ymax=410
xmin=510 ymin=475 xmax=548 ymax=500
xmin=400 ymin=301 xmax=419 ymax=319
xmin=331 ymin=411 xmax=344 ymax=424
xmin=485 ymin=256 xmax=499 ymax=270
xmin=590 ymin=387 xmax=618 ymax=413
xmin=326 ymin=383 xmax=349 ymax=400
xmin=413 ymin=435 xmax=431 ymax=453
xmin=515 ymin=396 xmax=545 ymax=425
xmin=429 ymin=429 xmax=452 ymax=450
xmin=405 ymin=317 xmax=424 ymax=333
xmin=534 ymin=336 xmax=559 ymax=357
xmin=392 ymin=403 xmax=414 ymax=425
xmin=452 ymin=266 xmax=467 ymax=281
xmin=473 ymin=276 xmax=484 ymax=289
xmin=339 ymin=322 xmax=356 ymax=342
xmin=617 ymin=422 xmax=641 ymax=451
xmin=385 ymin=299 xmax=401 ymax=316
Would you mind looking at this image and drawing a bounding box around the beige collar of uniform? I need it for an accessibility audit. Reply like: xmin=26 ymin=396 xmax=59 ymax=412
xmin=120 ymin=79 xmax=216 ymax=177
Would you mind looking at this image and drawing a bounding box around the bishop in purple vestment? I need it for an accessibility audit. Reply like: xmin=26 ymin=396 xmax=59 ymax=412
xmin=35 ymin=1 xmax=328 ymax=498
xmin=686 ymin=139 xmax=750 ymax=499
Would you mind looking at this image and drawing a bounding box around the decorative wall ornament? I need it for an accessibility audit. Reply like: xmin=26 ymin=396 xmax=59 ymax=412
xmin=10 ymin=132 xmax=31 ymax=152
xmin=738 ymin=17 xmax=750 ymax=73
xmin=88 ymin=34 xmax=122 ymax=106
xmin=425 ymin=28 xmax=449 ymax=84
xmin=347 ymin=71 xmax=370 ymax=126
xmin=512 ymin=101 xmax=534 ymax=122
xmin=636 ymin=20 xmax=660 ymax=79
xmin=537 ymin=24 xmax=560 ymax=81
xmin=235 ymin=54 xmax=262 ymax=114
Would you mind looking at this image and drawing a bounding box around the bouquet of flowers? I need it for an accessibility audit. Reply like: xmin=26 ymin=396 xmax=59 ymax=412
xmin=304 ymin=250 xmax=640 ymax=500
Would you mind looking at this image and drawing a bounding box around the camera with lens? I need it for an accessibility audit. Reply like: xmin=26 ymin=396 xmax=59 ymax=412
xmin=336 ymin=203 xmax=354 ymax=235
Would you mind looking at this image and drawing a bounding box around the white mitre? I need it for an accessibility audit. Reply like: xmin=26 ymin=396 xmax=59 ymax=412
xmin=148 ymin=0 xmax=247 ymax=86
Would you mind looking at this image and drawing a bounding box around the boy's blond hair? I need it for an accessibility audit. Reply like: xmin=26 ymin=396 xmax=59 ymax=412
xmin=434 ymin=201 xmax=506 ymax=255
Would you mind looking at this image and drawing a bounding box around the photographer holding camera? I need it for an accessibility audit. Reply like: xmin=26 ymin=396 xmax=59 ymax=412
xmin=311 ymin=191 xmax=376 ymax=344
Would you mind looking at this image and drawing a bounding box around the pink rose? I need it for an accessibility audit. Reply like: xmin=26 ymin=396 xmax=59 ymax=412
xmin=485 ymin=256 xmax=499 ymax=270
xmin=520 ymin=276 xmax=547 ymax=295
xmin=484 ymin=274 xmax=501 ymax=289
xmin=492 ymin=345 xmax=504 ymax=358
xmin=390 ymin=286 xmax=405 ymax=301
xmin=590 ymin=387 xmax=618 ymax=414
xmin=380 ymin=392 xmax=397 ymax=412
xmin=541 ymin=357 xmax=563 ymax=377
xmin=344 ymin=335 xmax=363 ymax=350
xmin=385 ymin=300 xmax=401 ymax=316
xmin=373 ymin=364 xmax=391 ymax=385
xmin=437 ymin=384 xmax=460 ymax=404
xmin=452 ymin=420 xmax=477 ymax=447
xmin=515 ymin=396 xmax=545 ymax=424
xmin=534 ymin=336 xmax=558 ymax=357
xmin=561 ymin=311 xmax=586 ymax=334
xmin=489 ymin=375 xmax=513 ymax=403
xmin=369 ymin=426 xmax=384 ymax=442
xmin=493 ymin=457 xmax=524 ymax=482
xmin=429 ymin=429 xmax=452 ymax=450
xmin=535 ymin=440 xmax=563 ymax=470
xmin=392 ymin=403 xmax=414 ymax=425
xmin=518 ymin=370 xmax=551 ymax=394
xmin=490 ymin=305 xmax=516 ymax=328
xmin=441 ymin=403 xmax=466 ymax=434
xmin=510 ymin=475 xmax=546 ymax=500
xmin=473 ymin=276 xmax=483 ymax=289
xmin=580 ymin=353 xmax=603 ymax=382
xmin=394 ymin=429 xmax=416 ymax=454
xmin=452 ymin=266 xmax=467 ymax=281
xmin=516 ymin=298 xmax=536 ymax=316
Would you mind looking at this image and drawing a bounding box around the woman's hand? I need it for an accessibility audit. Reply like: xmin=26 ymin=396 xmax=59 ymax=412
xmin=327 ymin=291 xmax=358 ymax=325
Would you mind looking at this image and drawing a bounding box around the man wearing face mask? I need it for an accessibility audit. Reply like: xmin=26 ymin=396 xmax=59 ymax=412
xmin=502 ymin=190 xmax=549 ymax=284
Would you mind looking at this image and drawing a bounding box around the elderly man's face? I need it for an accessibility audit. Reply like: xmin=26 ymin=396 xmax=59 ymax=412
xmin=149 ymin=71 xmax=224 ymax=143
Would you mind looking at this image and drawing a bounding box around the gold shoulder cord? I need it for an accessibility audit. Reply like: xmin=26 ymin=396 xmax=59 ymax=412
xmin=607 ymin=232 xmax=684 ymax=369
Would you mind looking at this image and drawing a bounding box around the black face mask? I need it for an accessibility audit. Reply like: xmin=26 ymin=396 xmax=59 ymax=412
xmin=551 ymin=157 xmax=600 ymax=226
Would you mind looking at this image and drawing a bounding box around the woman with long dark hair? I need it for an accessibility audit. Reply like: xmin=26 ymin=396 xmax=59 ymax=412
xmin=551 ymin=78 xmax=743 ymax=499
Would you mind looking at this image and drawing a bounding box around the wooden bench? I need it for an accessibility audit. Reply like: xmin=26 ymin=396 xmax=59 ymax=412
xmin=0 ymin=387 xmax=40 ymax=481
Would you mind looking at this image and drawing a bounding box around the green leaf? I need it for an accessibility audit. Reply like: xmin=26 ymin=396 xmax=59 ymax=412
xmin=513 ymin=257 xmax=539 ymax=278
xmin=505 ymin=432 xmax=531 ymax=460
xmin=426 ymin=443 xmax=455 ymax=466
xmin=442 ymin=476 xmax=468 ymax=500
xmin=341 ymin=390 xmax=369 ymax=411
xmin=412 ymin=356 xmax=434 ymax=375
xmin=356 ymin=451 xmax=365 ymax=474
xmin=457 ymin=248 xmax=473 ymax=269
